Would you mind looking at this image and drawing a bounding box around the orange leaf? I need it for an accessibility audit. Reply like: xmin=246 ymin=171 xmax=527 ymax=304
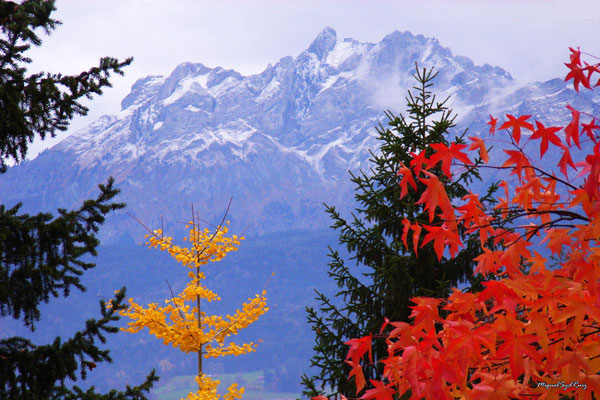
xmin=526 ymin=251 xmax=547 ymax=274
xmin=540 ymin=228 xmax=573 ymax=256
xmin=468 ymin=136 xmax=489 ymax=163
xmin=554 ymin=350 xmax=592 ymax=381
xmin=473 ymin=248 xmax=503 ymax=276
xmin=346 ymin=359 xmax=367 ymax=395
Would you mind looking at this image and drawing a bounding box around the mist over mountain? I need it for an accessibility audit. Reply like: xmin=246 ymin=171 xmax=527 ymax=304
xmin=2 ymin=27 xmax=599 ymax=397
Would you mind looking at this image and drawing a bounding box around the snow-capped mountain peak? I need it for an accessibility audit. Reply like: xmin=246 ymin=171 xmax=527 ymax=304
xmin=2 ymin=27 xmax=597 ymax=238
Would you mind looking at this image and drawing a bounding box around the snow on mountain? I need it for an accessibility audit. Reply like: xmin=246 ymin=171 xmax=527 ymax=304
xmin=1 ymin=27 xmax=598 ymax=239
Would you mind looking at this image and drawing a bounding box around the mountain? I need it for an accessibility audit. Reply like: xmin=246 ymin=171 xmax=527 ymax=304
xmin=0 ymin=27 xmax=522 ymax=238
xmin=2 ymin=27 xmax=600 ymax=397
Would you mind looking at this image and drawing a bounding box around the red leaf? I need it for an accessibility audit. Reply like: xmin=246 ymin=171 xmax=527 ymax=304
xmin=499 ymin=114 xmax=534 ymax=145
xmin=409 ymin=150 xmax=430 ymax=178
xmin=496 ymin=331 xmax=543 ymax=380
xmin=488 ymin=114 xmax=498 ymax=135
xmin=388 ymin=321 xmax=410 ymax=339
xmin=428 ymin=142 xmax=472 ymax=179
xmin=380 ymin=316 xmax=390 ymax=335
xmin=416 ymin=170 xmax=455 ymax=223
xmin=345 ymin=335 xmax=372 ymax=365
xmin=565 ymin=105 xmax=581 ymax=148
xmin=360 ymin=379 xmax=396 ymax=400
xmin=457 ymin=192 xmax=485 ymax=228
xmin=420 ymin=223 xmax=463 ymax=261
xmin=565 ymin=64 xmax=590 ymax=92
xmin=397 ymin=162 xmax=417 ymax=199
xmin=581 ymin=118 xmax=600 ymax=142
xmin=569 ymin=46 xmax=582 ymax=65
xmin=401 ymin=218 xmax=410 ymax=250
xmin=411 ymin=223 xmax=422 ymax=256
xmin=565 ymin=47 xmax=592 ymax=92
xmin=530 ymin=120 xmax=563 ymax=157
xmin=502 ymin=150 xmax=532 ymax=182
xmin=477 ymin=280 xmax=520 ymax=309
xmin=401 ymin=346 xmax=422 ymax=398
xmin=584 ymin=143 xmax=600 ymax=201
xmin=409 ymin=297 xmax=442 ymax=333
xmin=558 ymin=146 xmax=576 ymax=178
xmin=470 ymin=372 xmax=519 ymax=400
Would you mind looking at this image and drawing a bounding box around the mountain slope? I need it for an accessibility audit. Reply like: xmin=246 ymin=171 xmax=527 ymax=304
xmin=0 ymin=27 xmax=523 ymax=238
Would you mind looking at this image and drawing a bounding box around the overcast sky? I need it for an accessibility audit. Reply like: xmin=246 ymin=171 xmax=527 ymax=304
xmin=23 ymin=0 xmax=600 ymax=158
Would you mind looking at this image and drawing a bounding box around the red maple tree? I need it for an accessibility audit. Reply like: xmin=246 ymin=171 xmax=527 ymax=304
xmin=315 ymin=47 xmax=600 ymax=400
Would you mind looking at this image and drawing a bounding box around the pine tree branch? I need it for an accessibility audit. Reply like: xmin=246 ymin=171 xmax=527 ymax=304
xmin=0 ymin=288 xmax=158 ymax=399
xmin=0 ymin=177 xmax=125 ymax=329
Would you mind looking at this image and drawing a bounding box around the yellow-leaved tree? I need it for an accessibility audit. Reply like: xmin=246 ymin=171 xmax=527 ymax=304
xmin=119 ymin=209 xmax=269 ymax=400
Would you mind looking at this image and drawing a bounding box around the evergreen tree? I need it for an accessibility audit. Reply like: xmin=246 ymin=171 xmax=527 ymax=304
xmin=0 ymin=1 xmax=158 ymax=398
xmin=301 ymin=66 xmax=498 ymax=399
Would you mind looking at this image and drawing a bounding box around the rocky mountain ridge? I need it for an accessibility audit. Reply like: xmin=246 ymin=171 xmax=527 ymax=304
xmin=0 ymin=27 xmax=542 ymax=239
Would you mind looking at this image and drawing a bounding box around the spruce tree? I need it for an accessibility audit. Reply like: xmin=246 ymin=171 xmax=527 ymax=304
xmin=0 ymin=1 xmax=158 ymax=398
xmin=301 ymin=66 xmax=498 ymax=399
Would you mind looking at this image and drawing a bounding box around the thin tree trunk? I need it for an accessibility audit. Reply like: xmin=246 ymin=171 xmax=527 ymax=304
xmin=193 ymin=203 xmax=203 ymax=387
xmin=197 ymin=288 xmax=202 ymax=379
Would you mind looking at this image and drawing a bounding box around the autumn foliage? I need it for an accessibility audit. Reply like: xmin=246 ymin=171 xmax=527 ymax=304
xmin=119 ymin=213 xmax=268 ymax=400
xmin=316 ymin=48 xmax=600 ymax=400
